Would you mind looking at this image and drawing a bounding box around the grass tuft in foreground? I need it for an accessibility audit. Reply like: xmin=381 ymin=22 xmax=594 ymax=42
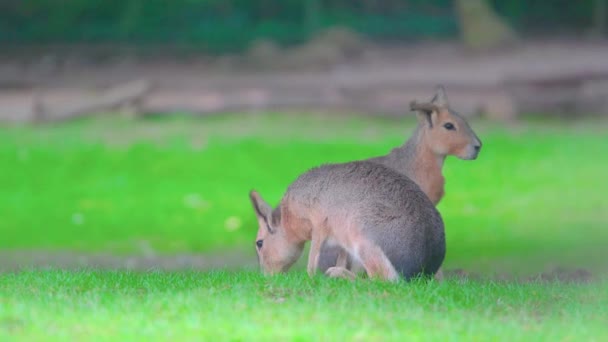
xmin=1 ymin=270 xmax=606 ymax=340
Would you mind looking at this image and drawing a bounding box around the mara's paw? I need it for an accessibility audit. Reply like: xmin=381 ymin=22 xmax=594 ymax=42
xmin=325 ymin=266 xmax=357 ymax=281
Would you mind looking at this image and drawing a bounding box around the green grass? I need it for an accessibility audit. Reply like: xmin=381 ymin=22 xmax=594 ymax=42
xmin=1 ymin=270 xmax=606 ymax=341
xmin=1 ymin=113 xmax=608 ymax=274
xmin=1 ymin=113 xmax=607 ymax=340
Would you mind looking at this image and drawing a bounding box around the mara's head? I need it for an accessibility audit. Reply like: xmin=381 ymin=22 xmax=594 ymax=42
xmin=249 ymin=190 xmax=303 ymax=275
xmin=412 ymin=85 xmax=482 ymax=160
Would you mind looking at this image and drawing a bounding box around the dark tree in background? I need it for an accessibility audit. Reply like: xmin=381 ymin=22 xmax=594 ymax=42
xmin=594 ymin=0 xmax=607 ymax=36
xmin=455 ymin=0 xmax=517 ymax=50
xmin=304 ymin=0 xmax=322 ymax=34
xmin=0 ymin=0 xmax=603 ymax=53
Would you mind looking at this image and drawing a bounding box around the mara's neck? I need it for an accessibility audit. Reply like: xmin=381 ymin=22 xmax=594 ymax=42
xmin=373 ymin=127 xmax=446 ymax=205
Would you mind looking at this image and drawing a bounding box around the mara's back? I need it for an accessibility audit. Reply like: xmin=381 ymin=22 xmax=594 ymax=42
xmin=286 ymin=161 xmax=445 ymax=278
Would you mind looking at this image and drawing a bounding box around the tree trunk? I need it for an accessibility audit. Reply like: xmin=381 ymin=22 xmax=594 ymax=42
xmin=593 ymin=0 xmax=607 ymax=37
xmin=304 ymin=0 xmax=322 ymax=35
xmin=455 ymin=0 xmax=517 ymax=50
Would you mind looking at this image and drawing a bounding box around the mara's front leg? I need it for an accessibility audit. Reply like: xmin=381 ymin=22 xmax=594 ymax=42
xmin=325 ymin=249 xmax=356 ymax=281
xmin=307 ymin=229 xmax=329 ymax=277
xmin=325 ymin=266 xmax=357 ymax=280
xmin=336 ymin=248 xmax=348 ymax=268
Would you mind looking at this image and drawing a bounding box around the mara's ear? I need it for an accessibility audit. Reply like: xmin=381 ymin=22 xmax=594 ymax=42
xmin=249 ymin=189 xmax=275 ymax=234
xmin=410 ymin=101 xmax=438 ymax=128
xmin=431 ymin=85 xmax=449 ymax=107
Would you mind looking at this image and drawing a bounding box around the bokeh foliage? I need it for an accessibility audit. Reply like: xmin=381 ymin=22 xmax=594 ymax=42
xmin=0 ymin=1 xmax=600 ymax=53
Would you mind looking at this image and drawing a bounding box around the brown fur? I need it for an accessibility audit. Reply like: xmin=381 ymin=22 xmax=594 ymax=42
xmin=372 ymin=85 xmax=482 ymax=205
xmin=317 ymin=85 xmax=482 ymax=279
xmin=250 ymin=161 xmax=445 ymax=282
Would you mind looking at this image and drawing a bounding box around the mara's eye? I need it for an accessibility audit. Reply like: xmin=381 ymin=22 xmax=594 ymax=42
xmin=256 ymin=240 xmax=263 ymax=248
xmin=443 ymin=122 xmax=456 ymax=130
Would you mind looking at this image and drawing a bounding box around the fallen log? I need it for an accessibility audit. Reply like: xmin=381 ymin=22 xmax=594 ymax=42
xmin=31 ymin=80 xmax=151 ymax=122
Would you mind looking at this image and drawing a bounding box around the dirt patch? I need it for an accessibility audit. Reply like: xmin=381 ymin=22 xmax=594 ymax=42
xmin=444 ymin=267 xmax=595 ymax=283
xmin=0 ymin=249 xmax=257 ymax=273
xmin=531 ymin=267 xmax=594 ymax=283
xmin=0 ymin=250 xmax=598 ymax=283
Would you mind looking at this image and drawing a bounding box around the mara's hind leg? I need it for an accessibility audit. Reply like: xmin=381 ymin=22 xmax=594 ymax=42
xmin=353 ymin=238 xmax=400 ymax=282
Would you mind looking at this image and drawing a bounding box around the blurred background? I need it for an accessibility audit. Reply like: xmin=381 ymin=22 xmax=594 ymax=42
xmin=2 ymin=0 xmax=608 ymax=121
xmin=1 ymin=1 xmax=607 ymax=279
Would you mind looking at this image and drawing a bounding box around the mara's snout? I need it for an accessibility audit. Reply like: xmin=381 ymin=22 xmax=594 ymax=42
xmin=461 ymin=139 xmax=482 ymax=160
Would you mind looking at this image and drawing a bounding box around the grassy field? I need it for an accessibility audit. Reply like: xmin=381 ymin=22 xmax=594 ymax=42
xmin=1 ymin=271 xmax=606 ymax=341
xmin=1 ymin=113 xmax=607 ymax=273
xmin=1 ymin=113 xmax=608 ymax=340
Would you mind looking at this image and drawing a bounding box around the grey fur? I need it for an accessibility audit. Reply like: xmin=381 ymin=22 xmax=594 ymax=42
xmin=284 ymin=161 xmax=445 ymax=279
xmin=316 ymin=128 xmax=424 ymax=272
